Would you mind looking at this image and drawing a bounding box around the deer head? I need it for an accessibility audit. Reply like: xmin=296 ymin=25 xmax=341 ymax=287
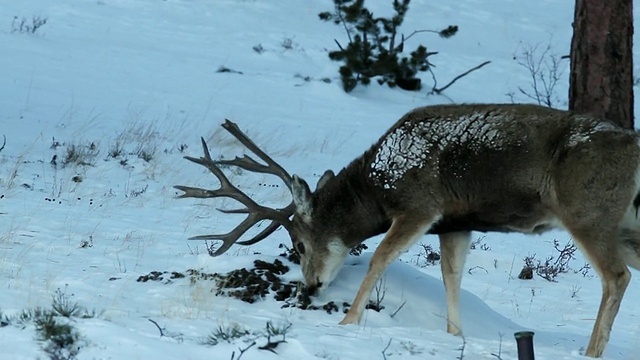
xmin=173 ymin=120 xmax=357 ymax=293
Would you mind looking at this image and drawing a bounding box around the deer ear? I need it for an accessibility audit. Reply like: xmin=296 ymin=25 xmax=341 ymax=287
xmin=315 ymin=170 xmax=335 ymax=191
xmin=292 ymin=175 xmax=313 ymax=220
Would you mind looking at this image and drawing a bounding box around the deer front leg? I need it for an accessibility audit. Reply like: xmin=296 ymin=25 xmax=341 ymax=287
xmin=439 ymin=231 xmax=471 ymax=335
xmin=339 ymin=214 xmax=439 ymax=325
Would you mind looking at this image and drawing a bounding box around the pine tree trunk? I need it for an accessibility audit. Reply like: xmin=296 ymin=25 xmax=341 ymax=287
xmin=569 ymin=0 xmax=634 ymax=128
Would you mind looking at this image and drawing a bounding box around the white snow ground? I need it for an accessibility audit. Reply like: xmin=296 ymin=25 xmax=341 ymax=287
xmin=1 ymin=0 xmax=639 ymax=359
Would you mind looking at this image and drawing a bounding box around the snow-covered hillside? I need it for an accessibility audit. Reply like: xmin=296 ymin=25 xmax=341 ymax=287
xmin=1 ymin=0 xmax=639 ymax=359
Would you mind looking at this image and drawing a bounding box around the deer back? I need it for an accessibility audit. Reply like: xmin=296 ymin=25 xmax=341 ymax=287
xmin=300 ymin=104 xmax=640 ymax=248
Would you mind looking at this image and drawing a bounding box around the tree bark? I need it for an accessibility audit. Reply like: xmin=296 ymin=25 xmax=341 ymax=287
xmin=569 ymin=0 xmax=634 ymax=128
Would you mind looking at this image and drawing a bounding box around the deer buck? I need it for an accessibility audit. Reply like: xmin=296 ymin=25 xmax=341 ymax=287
xmin=175 ymin=104 xmax=640 ymax=358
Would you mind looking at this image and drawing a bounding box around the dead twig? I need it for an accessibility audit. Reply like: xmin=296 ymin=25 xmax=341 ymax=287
xmin=0 ymin=135 xmax=5 ymax=153
xmin=395 ymin=29 xmax=442 ymax=51
xmin=148 ymin=318 xmax=164 ymax=337
xmin=431 ymin=61 xmax=491 ymax=94
xmin=231 ymin=341 xmax=256 ymax=360
xmin=258 ymin=321 xmax=292 ymax=354
xmin=382 ymin=338 xmax=393 ymax=360
xmin=490 ymin=333 xmax=504 ymax=359
xmin=435 ymin=313 xmax=467 ymax=359
xmin=390 ymin=300 xmax=407 ymax=318
xmin=468 ymin=266 xmax=488 ymax=275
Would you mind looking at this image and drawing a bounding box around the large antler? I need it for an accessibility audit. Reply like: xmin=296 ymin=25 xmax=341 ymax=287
xmin=174 ymin=119 xmax=295 ymax=256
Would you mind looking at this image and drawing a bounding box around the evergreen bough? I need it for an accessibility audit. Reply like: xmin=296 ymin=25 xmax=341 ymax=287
xmin=319 ymin=0 xmax=457 ymax=92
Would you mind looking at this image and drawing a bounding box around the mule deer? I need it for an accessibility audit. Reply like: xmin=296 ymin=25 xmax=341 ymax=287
xmin=176 ymin=104 xmax=640 ymax=358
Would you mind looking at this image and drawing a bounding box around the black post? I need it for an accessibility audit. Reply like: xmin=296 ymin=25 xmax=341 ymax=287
xmin=514 ymin=331 xmax=535 ymax=360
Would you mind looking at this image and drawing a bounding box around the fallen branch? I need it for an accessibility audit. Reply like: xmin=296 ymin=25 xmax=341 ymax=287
xmin=457 ymin=332 xmax=467 ymax=360
xmin=490 ymin=333 xmax=505 ymax=359
xmin=431 ymin=61 xmax=491 ymax=94
xmin=231 ymin=341 xmax=256 ymax=360
xmin=148 ymin=318 xmax=164 ymax=337
xmin=382 ymin=338 xmax=393 ymax=360
xmin=468 ymin=266 xmax=488 ymax=275
xmin=390 ymin=300 xmax=407 ymax=318
xmin=0 ymin=135 xmax=5 ymax=153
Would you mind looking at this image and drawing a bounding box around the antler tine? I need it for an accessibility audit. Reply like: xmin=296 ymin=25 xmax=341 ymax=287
xmin=210 ymin=119 xmax=298 ymax=244
xmin=187 ymin=214 xmax=277 ymax=256
xmin=217 ymin=119 xmax=293 ymax=189
xmin=236 ymin=201 xmax=297 ymax=245
xmin=174 ymin=136 xmax=293 ymax=256
xmin=236 ymin=220 xmax=281 ymax=245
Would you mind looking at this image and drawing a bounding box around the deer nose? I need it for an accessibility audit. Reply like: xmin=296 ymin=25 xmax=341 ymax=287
xmin=306 ymin=281 xmax=323 ymax=296
xmin=306 ymin=284 xmax=318 ymax=296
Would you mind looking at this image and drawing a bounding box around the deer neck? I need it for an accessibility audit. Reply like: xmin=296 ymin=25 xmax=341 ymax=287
xmin=315 ymin=154 xmax=391 ymax=249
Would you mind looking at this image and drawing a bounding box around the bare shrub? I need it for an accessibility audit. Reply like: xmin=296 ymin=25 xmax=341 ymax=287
xmin=135 ymin=146 xmax=155 ymax=162
xmin=509 ymin=42 xmax=566 ymax=108
xmin=108 ymin=140 xmax=125 ymax=158
xmin=470 ymin=236 xmax=491 ymax=251
xmin=12 ymin=15 xmax=47 ymax=34
xmin=62 ymin=142 xmax=100 ymax=167
xmin=518 ymin=240 xmax=579 ymax=282
xmin=366 ymin=277 xmax=386 ymax=312
xmin=416 ymin=243 xmax=441 ymax=266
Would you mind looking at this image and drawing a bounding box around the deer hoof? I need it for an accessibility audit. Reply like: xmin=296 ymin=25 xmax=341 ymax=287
xmin=339 ymin=314 xmax=359 ymax=325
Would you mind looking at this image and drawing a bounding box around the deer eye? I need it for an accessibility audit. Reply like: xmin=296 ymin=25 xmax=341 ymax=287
xmin=296 ymin=242 xmax=306 ymax=255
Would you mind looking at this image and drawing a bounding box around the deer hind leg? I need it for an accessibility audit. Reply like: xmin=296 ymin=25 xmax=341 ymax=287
xmin=568 ymin=227 xmax=631 ymax=358
xmin=339 ymin=213 xmax=440 ymax=325
xmin=439 ymin=231 xmax=472 ymax=336
xmin=619 ymin=228 xmax=640 ymax=270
